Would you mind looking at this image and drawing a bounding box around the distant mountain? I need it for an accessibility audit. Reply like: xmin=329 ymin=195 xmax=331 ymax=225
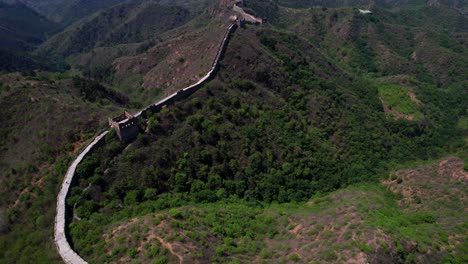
xmin=46 ymin=0 xmax=130 ymax=25
xmin=0 ymin=0 xmax=214 ymax=26
xmin=49 ymin=0 xmax=214 ymax=25
xmin=38 ymin=1 xmax=194 ymax=57
xmin=0 ymin=0 xmax=129 ymax=24
xmin=275 ymin=0 xmax=467 ymax=13
xmin=0 ymin=0 xmax=64 ymax=17
xmin=0 ymin=2 xmax=57 ymax=51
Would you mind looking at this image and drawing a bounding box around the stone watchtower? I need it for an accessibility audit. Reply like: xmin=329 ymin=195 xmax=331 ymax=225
xmin=108 ymin=112 xmax=139 ymax=142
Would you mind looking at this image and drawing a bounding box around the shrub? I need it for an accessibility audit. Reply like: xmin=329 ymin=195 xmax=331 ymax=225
xmin=169 ymin=208 xmax=181 ymax=219
xmin=289 ymin=253 xmax=300 ymax=262
xmin=151 ymin=256 xmax=168 ymax=264
xmin=126 ymin=247 xmax=138 ymax=258
xmin=232 ymin=79 xmax=256 ymax=91
xmin=321 ymin=249 xmax=337 ymax=261
xmin=124 ymin=190 xmax=141 ymax=206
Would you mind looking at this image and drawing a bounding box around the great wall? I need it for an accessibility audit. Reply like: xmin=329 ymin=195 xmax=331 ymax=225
xmin=54 ymin=2 xmax=262 ymax=263
xmin=108 ymin=21 xmax=239 ymax=142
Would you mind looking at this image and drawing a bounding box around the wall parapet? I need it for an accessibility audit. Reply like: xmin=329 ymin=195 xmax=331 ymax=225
xmin=108 ymin=112 xmax=139 ymax=142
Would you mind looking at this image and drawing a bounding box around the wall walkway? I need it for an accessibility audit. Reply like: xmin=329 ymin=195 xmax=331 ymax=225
xmin=54 ymin=131 xmax=108 ymax=264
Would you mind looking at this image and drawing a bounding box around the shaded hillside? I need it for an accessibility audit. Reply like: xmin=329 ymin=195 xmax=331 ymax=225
xmin=38 ymin=2 xmax=194 ymax=57
xmin=0 ymin=2 xmax=57 ymax=51
xmin=0 ymin=2 xmax=65 ymax=73
xmin=45 ymin=0 xmax=131 ymax=25
xmin=0 ymin=0 xmax=66 ymax=18
xmin=0 ymin=49 xmax=65 ymax=74
xmin=2 ymin=0 xmax=215 ymax=25
xmin=0 ymin=0 xmax=129 ymax=25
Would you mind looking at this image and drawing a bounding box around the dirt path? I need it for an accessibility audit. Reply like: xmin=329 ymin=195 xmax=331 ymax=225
xmin=289 ymin=222 xmax=303 ymax=238
xmin=156 ymin=236 xmax=184 ymax=264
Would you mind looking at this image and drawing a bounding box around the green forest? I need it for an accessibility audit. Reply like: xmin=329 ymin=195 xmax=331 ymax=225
xmin=67 ymin=19 xmax=466 ymax=262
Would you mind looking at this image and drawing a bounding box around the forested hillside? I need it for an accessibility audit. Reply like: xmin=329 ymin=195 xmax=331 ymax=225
xmin=66 ymin=2 xmax=467 ymax=261
xmin=70 ymin=20 xmax=465 ymax=208
xmin=275 ymin=0 xmax=466 ymax=13
xmin=70 ymin=157 xmax=467 ymax=263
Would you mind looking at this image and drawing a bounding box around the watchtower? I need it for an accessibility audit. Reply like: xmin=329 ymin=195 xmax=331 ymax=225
xmin=108 ymin=112 xmax=139 ymax=142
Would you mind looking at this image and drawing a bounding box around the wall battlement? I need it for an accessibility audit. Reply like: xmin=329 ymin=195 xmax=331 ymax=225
xmin=108 ymin=111 xmax=139 ymax=142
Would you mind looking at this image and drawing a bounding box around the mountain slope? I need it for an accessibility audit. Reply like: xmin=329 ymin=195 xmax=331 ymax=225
xmin=0 ymin=2 xmax=64 ymax=73
xmin=247 ymin=2 xmax=467 ymax=88
xmin=71 ymin=25 xmax=465 ymax=206
xmin=275 ymin=0 xmax=467 ymax=13
xmin=71 ymin=154 xmax=468 ymax=263
xmin=39 ymin=0 xmax=236 ymax=107
xmin=80 ymin=157 xmax=467 ymax=263
xmin=0 ymin=72 xmax=127 ymax=262
xmin=2 ymin=0 xmax=215 ymax=25
xmin=0 ymin=2 xmax=57 ymax=51
xmin=61 ymin=2 xmax=466 ymax=261
xmin=38 ymin=2 xmax=194 ymax=57
xmin=50 ymin=0 xmax=215 ymax=25
xmin=64 ymin=22 xmax=465 ymax=261
xmin=0 ymin=0 xmax=65 ymax=17
xmin=0 ymin=0 xmax=129 ymax=25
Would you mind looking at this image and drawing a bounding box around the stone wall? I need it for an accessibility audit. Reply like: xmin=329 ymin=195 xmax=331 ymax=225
xmin=135 ymin=21 xmax=238 ymax=120
xmin=55 ymin=130 xmax=109 ymax=264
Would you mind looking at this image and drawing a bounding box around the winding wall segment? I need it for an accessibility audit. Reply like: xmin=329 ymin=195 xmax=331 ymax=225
xmin=54 ymin=131 xmax=109 ymax=264
xmin=55 ymin=20 xmax=239 ymax=264
xmin=135 ymin=21 xmax=238 ymax=120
